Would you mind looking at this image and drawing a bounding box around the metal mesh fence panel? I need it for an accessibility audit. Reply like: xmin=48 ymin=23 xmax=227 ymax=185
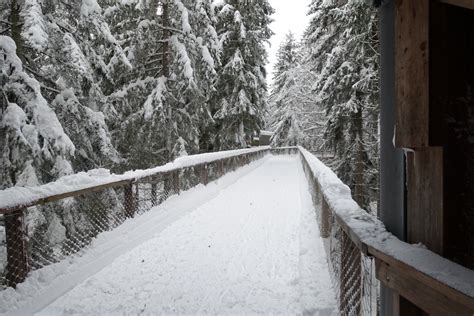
xmin=300 ymin=152 xmax=379 ymax=316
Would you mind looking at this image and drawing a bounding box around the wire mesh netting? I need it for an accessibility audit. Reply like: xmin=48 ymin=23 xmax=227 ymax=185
xmin=300 ymin=153 xmax=379 ymax=316
xmin=0 ymin=150 xmax=267 ymax=290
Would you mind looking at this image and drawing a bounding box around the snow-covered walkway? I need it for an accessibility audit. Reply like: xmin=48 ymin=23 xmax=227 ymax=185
xmin=38 ymin=156 xmax=336 ymax=315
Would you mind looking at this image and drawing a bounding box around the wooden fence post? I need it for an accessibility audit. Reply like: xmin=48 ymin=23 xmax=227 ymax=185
xmin=5 ymin=208 xmax=29 ymax=288
xmin=321 ymin=196 xmax=331 ymax=239
xmin=124 ymin=182 xmax=135 ymax=217
xmin=172 ymin=170 xmax=180 ymax=194
xmin=218 ymin=160 xmax=224 ymax=177
xmin=151 ymin=181 xmax=157 ymax=206
xmin=200 ymin=164 xmax=209 ymax=185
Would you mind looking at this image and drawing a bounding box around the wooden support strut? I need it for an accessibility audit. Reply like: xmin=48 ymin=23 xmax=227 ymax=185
xmin=124 ymin=182 xmax=135 ymax=218
xmin=172 ymin=170 xmax=180 ymax=195
xmin=151 ymin=182 xmax=158 ymax=206
xmin=200 ymin=164 xmax=209 ymax=185
xmin=320 ymin=196 xmax=331 ymax=239
xmin=218 ymin=160 xmax=224 ymax=178
xmin=5 ymin=208 xmax=29 ymax=288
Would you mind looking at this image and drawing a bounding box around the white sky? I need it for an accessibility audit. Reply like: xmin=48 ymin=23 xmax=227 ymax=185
xmin=266 ymin=0 xmax=312 ymax=85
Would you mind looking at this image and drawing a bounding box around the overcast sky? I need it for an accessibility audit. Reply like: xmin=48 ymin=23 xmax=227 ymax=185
xmin=266 ymin=0 xmax=312 ymax=85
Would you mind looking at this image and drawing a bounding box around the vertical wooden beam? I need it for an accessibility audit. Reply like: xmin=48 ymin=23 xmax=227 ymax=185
xmin=320 ymin=197 xmax=331 ymax=239
xmin=218 ymin=160 xmax=224 ymax=178
xmin=406 ymin=148 xmax=444 ymax=255
xmin=124 ymin=183 xmax=135 ymax=218
xmin=5 ymin=209 xmax=29 ymax=288
xmin=172 ymin=170 xmax=180 ymax=195
xmin=151 ymin=182 xmax=157 ymax=206
xmin=394 ymin=0 xmax=430 ymax=148
xmin=200 ymin=164 xmax=209 ymax=185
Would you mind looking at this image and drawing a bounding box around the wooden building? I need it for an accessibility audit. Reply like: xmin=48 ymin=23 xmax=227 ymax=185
xmin=259 ymin=130 xmax=273 ymax=146
xmin=378 ymin=0 xmax=474 ymax=314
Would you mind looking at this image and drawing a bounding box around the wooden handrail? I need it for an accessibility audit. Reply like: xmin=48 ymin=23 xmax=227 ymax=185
xmin=0 ymin=147 xmax=270 ymax=215
xmin=297 ymin=146 xmax=474 ymax=315
xmin=0 ymin=146 xmax=271 ymax=288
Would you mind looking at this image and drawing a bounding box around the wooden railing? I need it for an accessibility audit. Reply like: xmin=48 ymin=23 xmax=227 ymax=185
xmin=0 ymin=147 xmax=270 ymax=288
xmin=297 ymin=146 xmax=474 ymax=315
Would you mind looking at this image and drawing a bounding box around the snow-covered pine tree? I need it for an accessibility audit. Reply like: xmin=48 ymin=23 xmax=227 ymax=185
xmin=303 ymin=0 xmax=379 ymax=210
xmin=211 ymin=0 xmax=274 ymax=149
xmin=1 ymin=0 xmax=127 ymax=256
xmin=0 ymin=0 xmax=76 ymax=188
xmin=2 ymin=0 xmax=122 ymax=174
xmin=267 ymin=32 xmax=325 ymax=150
xmin=108 ymin=0 xmax=220 ymax=170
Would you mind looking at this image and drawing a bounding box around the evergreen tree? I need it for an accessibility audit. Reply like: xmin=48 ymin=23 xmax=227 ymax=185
xmin=1 ymin=0 xmax=125 ymax=253
xmin=303 ymin=0 xmax=379 ymax=210
xmin=107 ymin=0 xmax=220 ymax=169
xmin=267 ymin=33 xmax=324 ymax=149
xmin=212 ymin=0 xmax=274 ymax=149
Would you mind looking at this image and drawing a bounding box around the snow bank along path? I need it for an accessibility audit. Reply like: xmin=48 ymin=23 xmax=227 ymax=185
xmin=34 ymin=155 xmax=336 ymax=315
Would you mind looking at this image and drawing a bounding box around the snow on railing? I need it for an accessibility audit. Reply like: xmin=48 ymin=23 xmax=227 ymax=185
xmin=0 ymin=147 xmax=270 ymax=214
xmin=0 ymin=147 xmax=270 ymax=289
xmin=298 ymin=146 xmax=474 ymax=315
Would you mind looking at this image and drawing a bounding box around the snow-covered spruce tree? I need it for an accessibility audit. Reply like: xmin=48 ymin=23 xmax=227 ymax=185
xmin=1 ymin=0 xmax=126 ymax=258
xmin=266 ymin=32 xmax=325 ymax=150
xmin=304 ymin=0 xmax=379 ymax=210
xmin=211 ymin=0 xmax=274 ymax=150
xmin=0 ymin=0 xmax=77 ymax=187
xmin=0 ymin=34 xmax=78 ymax=255
xmin=106 ymin=0 xmax=220 ymax=170
xmin=0 ymin=36 xmax=75 ymax=188
xmin=1 ymin=0 xmax=122 ymax=173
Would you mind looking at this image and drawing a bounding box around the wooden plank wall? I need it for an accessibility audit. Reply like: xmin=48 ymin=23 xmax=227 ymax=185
xmin=392 ymin=0 xmax=445 ymax=314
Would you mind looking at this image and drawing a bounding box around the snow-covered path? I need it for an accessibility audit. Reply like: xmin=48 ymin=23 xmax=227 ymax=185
xmin=38 ymin=156 xmax=336 ymax=315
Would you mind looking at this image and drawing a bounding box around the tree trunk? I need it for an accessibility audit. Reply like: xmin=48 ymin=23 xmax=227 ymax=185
xmin=10 ymin=0 xmax=24 ymax=63
xmin=353 ymin=101 xmax=366 ymax=207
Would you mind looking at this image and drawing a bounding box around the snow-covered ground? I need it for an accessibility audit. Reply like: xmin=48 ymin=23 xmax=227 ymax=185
xmin=3 ymin=155 xmax=336 ymax=315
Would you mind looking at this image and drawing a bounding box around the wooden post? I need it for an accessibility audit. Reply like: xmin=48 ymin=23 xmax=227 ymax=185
xmin=314 ymin=180 xmax=321 ymax=205
xmin=200 ymin=164 xmax=209 ymax=185
xmin=151 ymin=182 xmax=157 ymax=206
xmin=394 ymin=0 xmax=429 ymax=148
xmin=135 ymin=182 xmax=140 ymax=211
xmin=124 ymin=183 xmax=135 ymax=218
xmin=160 ymin=173 xmax=170 ymax=202
xmin=321 ymin=197 xmax=331 ymax=239
xmin=218 ymin=160 xmax=224 ymax=178
xmin=5 ymin=209 xmax=29 ymax=288
xmin=172 ymin=170 xmax=180 ymax=194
